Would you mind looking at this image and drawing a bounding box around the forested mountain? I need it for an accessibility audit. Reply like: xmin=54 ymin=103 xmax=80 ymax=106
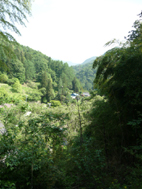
xmin=0 ymin=44 xmax=82 ymax=103
xmin=72 ymin=56 xmax=97 ymax=90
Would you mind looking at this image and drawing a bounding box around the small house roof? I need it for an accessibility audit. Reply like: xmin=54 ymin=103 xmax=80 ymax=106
xmin=82 ymin=92 xmax=90 ymax=96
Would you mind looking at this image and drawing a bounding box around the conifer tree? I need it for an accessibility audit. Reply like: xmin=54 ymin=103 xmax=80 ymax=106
xmin=58 ymin=78 xmax=63 ymax=101
xmin=46 ymin=78 xmax=54 ymax=102
xmin=41 ymin=71 xmax=48 ymax=88
xmin=0 ymin=0 xmax=32 ymax=60
xmin=0 ymin=0 xmax=32 ymax=41
xmin=72 ymin=77 xmax=81 ymax=92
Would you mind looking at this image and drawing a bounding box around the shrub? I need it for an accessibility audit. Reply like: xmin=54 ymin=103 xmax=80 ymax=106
xmin=50 ymin=100 xmax=61 ymax=107
xmin=0 ymin=74 xmax=8 ymax=83
xmin=9 ymin=94 xmax=25 ymax=104
xmin=7 ymin=78 xmax=18 ymax=85
xmin=26 ymin=80 xmax=38 ymax=89
xmin=0 ymin=87 xmax=8 ymax=104
xmin=12 ymin=79 xmax=22 ymax=93
xmin=27 ymin=90 xmax=42 ymax=102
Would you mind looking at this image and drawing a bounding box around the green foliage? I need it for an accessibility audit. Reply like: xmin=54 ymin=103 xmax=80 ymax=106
xmin=12 ymin=79 xmax=22 ymax=93
xmin=0 ymin=86 xmax=8 ymax=104
xmin=57 ymin=78 xmax=63 ymax=100
xmin=39 ymin=87 xmax=46 ymax=95
xmin=2 ymin=7 xmax=142 ymax=189
xmin=72 ymin=59 xmax=97 ymax=90
xmin=46 ymin=78 xmax=54 ymax=102
xmin=50 ymin=100 xmax=61 ymax=107
xmin=72 ymin=77 xmax=81 ymax=92
xmin=0 ymin=73 xmax=8 ymax=83
xmin=24 ymin=60 xmax=35 ymax=80
xmin=108 ymin=179 xmax=128 ymax=189
xmin=0 ymin=43 xmax=80 ymax=101
xmin=26 ymin=80 xmax=38 ymax=89
xmin=87 ymin=15 xmax=142 ymax=188
xmin=0 ymin=180 xmax=16 ymax=189
xmin=40 ymin=71 xmax=49 ymax=88
xmin=64 ymin=139 xmax=106 ymax=188
xmin=8 ymin=59 xmax=25 ymax=83
xmin=0 ymin=0 xmax=32 ymax=61
xmin=0 ymin=84 xmax=25 ymax=104
xmin=64 ymin=93 xmax=72 ymax=104
xmin=7 ymin=78 xmax=17 ymax=86
xmin=27 ymin=89 xmax=42 ymax=102
xmin=0 ymin=104 xmax=68 ymax=188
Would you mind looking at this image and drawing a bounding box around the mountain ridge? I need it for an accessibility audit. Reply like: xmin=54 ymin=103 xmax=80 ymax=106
xmin=81 ymin=56 xmax=97 ymax=65
xmin=52 ymin=56 xmax=97 ymax=67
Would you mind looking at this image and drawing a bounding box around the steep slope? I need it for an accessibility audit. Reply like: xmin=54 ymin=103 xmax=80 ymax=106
xmin=72 ymin=57 xmax=97 ymax=91
xmin=0 ymin=43 xmax=82 ymax=103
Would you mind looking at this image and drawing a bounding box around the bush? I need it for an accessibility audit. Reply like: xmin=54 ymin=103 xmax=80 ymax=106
xmin=7 ymin=78 xmax=18 ymax=85
xmin=12 ymin=79 xmax=22 ymax=93
xmin=50 ymin=100 xmax=61 ymax=107
xmin=0 ymin=180 xmax=16 ymax=189
xmin=27 ymin=90 xmax=42 ymax=102
xmin=0 ymin=87 xmax=8 ymax=104
xmin=39 ymin=87 xmax=46 ymax=96
xmin=0 ymin=74 xmax=8 ymax=83
xmin=64 ymin=94 xmax=72 ymax=104
xmin=9 ymin=94 xmax=25 ymax=104
xmin=26 ymin=80 xmax=38 ymax=89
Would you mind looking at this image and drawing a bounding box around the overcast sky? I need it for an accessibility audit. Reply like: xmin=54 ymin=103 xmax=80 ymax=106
xmin=14 ymin=0 xmax=142 ymax=64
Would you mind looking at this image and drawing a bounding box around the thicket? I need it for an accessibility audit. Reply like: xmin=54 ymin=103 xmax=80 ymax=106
xmin=0 ymin=99 xmax=93 ymax=189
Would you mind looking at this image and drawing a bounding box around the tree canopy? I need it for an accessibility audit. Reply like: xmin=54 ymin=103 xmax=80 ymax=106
xmin=0 ymin=0 xmax=32 ymax=62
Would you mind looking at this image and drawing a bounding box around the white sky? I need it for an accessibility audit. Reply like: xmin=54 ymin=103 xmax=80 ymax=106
xmin=14 ymin=0 xmax=142 ymax=64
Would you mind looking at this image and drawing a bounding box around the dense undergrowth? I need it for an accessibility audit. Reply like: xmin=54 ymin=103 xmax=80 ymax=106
xmin=0 ymin=98 xmax=94 ymax=189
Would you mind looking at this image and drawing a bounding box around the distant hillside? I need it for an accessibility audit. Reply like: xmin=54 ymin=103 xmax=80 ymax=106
xmin=81 ymin=56 xmax=97 ymax=65
xmin=72 ymin=56 xmax=97 ymax=91
xmin=0 ymin=43 xmax=82 ymax=104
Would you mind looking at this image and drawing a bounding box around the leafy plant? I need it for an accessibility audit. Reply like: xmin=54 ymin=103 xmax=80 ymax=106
xmin=50 ymin=100 xmax=61 ymax=107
